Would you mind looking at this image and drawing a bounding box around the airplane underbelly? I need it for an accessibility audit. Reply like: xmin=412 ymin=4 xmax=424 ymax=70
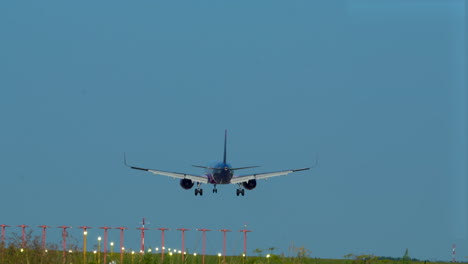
xmin=213 ymin=173 xmax=231 ymax=184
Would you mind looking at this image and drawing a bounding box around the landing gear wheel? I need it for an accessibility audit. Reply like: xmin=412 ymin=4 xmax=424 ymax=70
xmin=236 ymin=189 xmax=240 ymax=196
xmin=195 ymin=189 xmax=203 ymax=196
xmin=241 ymin=189 xmax=245 ymax=196
xmin=213 ymin=189 xmax=217 ymax=193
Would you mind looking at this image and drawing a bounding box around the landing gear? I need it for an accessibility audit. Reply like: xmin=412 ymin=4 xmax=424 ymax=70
xmin=213 ymin=184 xmax=218 ymax=193
xmin=195 ymin=183 xmax=203 ymax=196
xmin=236 ymin=185 xmax=245 ymax=196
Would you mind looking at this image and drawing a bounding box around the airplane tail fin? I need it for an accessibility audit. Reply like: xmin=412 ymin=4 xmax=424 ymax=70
xmin=223 ymin=129 xmax=227 ymax=164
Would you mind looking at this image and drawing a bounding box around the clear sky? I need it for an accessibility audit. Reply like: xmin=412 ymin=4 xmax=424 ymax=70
xmin=0 ymin=0 xmax=466 ymax=261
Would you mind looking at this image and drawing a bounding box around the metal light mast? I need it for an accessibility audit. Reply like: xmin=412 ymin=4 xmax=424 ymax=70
xmin=219 ymin=229 xmax=231 ymax=262
xmin=452 ymin=244 xmax=456 ymax=262
xmin=197 ymin=229 xmax=211 ymax=264
xmin=137 ymin=221 xmax=149 ymax=254
xmin=99 ymin=227 xmax=112 ymax=264
xmin=79 ymin=226 xmax=92 ymax=264
xmin=158 ymin=227 xmax=170 ymax=261
xmin=57 ymin=225 xmax=71 ymax=262
xmin=114 ymin=227 xmax=128 ymax=264
xmin=239 ymin=229 xmax=252 ymax=256
xmin=37 ymin=225 xmax=51 ymax=250
xmin=17 ymin=225 xmax=30 ymax=249
xmin=177 ymin=228 xmax=190 ymax=261
xmin=0 ymin=225 xmax=10 ymax=247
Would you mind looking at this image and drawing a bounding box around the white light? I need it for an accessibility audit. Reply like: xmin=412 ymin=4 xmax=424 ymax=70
xmin=218 ymin=253 xmax=222 ymax=257
xmin=20 ymin=248 xmax=24 ymax=253
xmin=45 ymin=249 xmax=48 ymax=253
xmin=98 ymin=236 xmax=102 ymax=241
xmin=156 ymin=247 xmax=159 ymax=251
xmin=194 ymin=253 xmax=197 ymax=256
xmin=110 ymin=242 xmax=114 ymax=246
xmin=148 ymin=248 xmax=152 ymax=253
xmin=170 ymin=252 xmax=173 ymax=256
xmin=267 ymin=254 xmax=271 ymax=258
xmin=163 ymin=246 xmax=166 ymax=250
xmin=132 ymin=251 xmax=135 ymax=255
xmin=93 ymin=251 xmax=97 ymax=254
xmin=84 ymin=231 xmax=87 ymax=235
xmin=122 ymin=247 xmax=125 ymax=251
xmin=178 ymin=250 xmax=182 ymax=254
xmin=242 ymin=254 xmax=246 ymax=257
xmin=69 ymin=250 xmax=73 ymax=253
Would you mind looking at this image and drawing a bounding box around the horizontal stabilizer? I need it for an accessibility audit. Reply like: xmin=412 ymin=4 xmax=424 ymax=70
xmin=231 ymin=166 xmax=260 ymax=171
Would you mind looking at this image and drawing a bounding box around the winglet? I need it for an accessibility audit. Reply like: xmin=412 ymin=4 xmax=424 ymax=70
xmin=124 ymin=152 xmax=129 ymax=167
xmin=223 ymin=130 xmax=227 ymax=164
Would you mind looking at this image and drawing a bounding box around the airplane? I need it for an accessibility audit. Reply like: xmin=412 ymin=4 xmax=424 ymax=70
xmin=124 ymin=130 xmax=310 ymax=196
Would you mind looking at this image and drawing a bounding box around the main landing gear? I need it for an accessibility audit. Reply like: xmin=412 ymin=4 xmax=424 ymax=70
xmin=213 ymin=184 xmax=218 ymax=193
xmin=195 ymin=183 xmax=203 ymax=196
xmin=236 ymin=184 xmax=245 ymax=196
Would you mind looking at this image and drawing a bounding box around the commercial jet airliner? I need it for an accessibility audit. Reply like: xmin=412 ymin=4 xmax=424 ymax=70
xmin=125 ymin=131 xmax=310 ymax=196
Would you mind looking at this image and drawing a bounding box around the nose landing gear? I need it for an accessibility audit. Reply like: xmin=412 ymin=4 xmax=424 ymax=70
xmin=213 ymin=184 xmax=218 ymax=193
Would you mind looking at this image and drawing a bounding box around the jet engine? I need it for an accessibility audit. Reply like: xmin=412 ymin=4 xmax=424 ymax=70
xmin=180 ymin=179 xmax=194 ymax=190
xmin=242 ymin=179 xmax=257 ymax=190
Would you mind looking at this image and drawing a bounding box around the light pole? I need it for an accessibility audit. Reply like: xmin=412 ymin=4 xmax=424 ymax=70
xmin=170 ymin=252 xmax=173 ymax=264
xmin=114 ymin=226 xmax=128 ymax=264
xmin=79 ymin=226 xmax=92 ymax=264
xmin=158 ymin=228 xmax=170 ymax=262
xmin=99 ymin=226 xmax=112 ymax=264
xmin=110 ymin=242 xmax=114 ymax=262
xmin=17 ymin=225 xmax=30 ymax=249
xmin=93 ymin=250 xmax=97 ymax=263
xmin=177 ymin=228 xmax=189 ymax=262
xmin=131 ymin=251 xmax=135 ymax=264
xmin=37 ymin=225 xmax=51 ymax=251
xmin=242 ymin=253 xmax=246 ymax=264
xmin=0 ymin=224 xmax=10 ymax=247
xmin=218 ymin=229 xmax=231 ymax=263
xmin=97 ymin=236 xmax=102 ymax=264
xmin=218 ymin=253 xmax=222 ymax=264
xmin=267 ymin=254 xmax=271 ymax=264
xmin=196 ymin=229 xmax=211 ymax=264
xmin=57 ymin=225 xmax=71 ymax=263
xmin=239 ymin=229 xmax=252 ymax=258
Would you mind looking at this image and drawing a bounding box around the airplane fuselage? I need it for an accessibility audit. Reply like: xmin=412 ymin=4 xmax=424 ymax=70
xmin=206 ymin=162 xmax=233 ymax=184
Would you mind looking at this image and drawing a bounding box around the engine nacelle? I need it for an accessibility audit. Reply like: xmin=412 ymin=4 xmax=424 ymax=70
xmin=180 ymin=179 xmax=194 ymax=190
xmin=242 ymin=179 xmax=257 ymax=190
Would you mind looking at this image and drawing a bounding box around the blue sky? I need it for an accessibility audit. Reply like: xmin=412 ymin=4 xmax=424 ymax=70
xmin=0 ymin=0 xmax=466 ymax=261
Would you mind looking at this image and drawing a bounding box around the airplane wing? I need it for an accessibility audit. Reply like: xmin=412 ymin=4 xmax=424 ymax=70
xmin=130 ymin=165 xmax=210 ymax=184
xmin=124 ymin=154 xmax=209 ymax=184
xmin=230 ymin=168 xmax=310 ymax=184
